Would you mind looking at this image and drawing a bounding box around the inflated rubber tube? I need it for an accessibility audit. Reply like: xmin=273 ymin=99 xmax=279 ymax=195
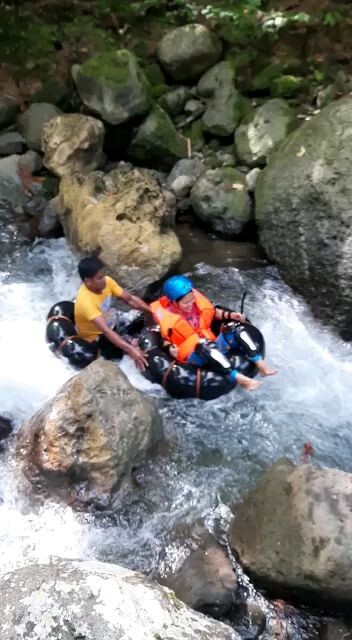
xmin=138 ymin=321 xmax=265 ymax=401
xmin=46 ymin=300 xmax=98 ymax=368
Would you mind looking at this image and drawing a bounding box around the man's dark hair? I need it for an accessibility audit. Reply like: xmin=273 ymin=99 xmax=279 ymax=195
xmin=78 ymin=256 xmax=105 ymax=281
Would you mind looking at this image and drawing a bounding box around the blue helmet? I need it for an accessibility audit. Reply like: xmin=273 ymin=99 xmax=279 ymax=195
xmin=162 ymin=275 xmax=193 ymax=301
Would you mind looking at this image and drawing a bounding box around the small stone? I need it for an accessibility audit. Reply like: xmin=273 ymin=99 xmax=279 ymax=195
xmin=184 ymin=99 xmax=204 ymax=114
xmin=246 ymin=168 xmax=262 ymax=192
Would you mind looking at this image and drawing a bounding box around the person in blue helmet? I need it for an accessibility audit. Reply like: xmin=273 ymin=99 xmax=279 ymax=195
xmin=150 ymin=275 xmax=277 ymax=391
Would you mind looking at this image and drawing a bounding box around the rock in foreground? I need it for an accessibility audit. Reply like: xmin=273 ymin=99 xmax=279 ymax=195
xmin=0 ymin=560 xmax=240 ymax=640
xmin=16 ymin=359 xmax=162 ymax=506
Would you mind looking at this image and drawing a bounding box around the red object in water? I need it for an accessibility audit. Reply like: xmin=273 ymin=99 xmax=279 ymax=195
xmin=300 ymin=442 xmax=314 ymax=464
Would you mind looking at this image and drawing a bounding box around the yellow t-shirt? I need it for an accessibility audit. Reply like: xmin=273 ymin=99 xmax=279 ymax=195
xmin=74 ymin=276 xmax=123 ymax=342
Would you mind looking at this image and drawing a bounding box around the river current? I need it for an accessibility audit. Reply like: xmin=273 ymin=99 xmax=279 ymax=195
xmin=0 ymin=235 xmax=351 ymax=634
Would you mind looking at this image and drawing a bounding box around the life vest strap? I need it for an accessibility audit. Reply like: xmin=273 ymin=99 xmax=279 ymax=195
xmin=195 ymin=367 xmax=202 ymax=399
xmin=57 ymin=335 xmax=78 ymax=352
xmin=47 ymin=314 xmax=74 ymax=325
xmin=162 ymin=359 xmax=176 ymax=389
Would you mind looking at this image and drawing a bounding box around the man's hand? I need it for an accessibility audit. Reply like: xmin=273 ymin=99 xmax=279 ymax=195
xmin=127 ymin=345 xmax=149 ymax=370
xmin=230 ymin=312 xmax=246 ymax=322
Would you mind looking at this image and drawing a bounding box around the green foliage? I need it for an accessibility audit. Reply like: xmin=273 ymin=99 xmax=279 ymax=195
xmin=323 ymin=11 xmax=343 ymax=27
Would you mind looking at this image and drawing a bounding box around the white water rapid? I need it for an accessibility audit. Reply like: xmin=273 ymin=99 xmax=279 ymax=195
xmin=0 ymin=237 xmax=351 ymax=588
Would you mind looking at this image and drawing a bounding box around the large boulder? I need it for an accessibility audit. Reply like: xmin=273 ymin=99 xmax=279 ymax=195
xmin=42 ymin=113 xmax=105 ymax=177
xmin=75 ymin=50 xmax=151 ymax=125
xmin=255 ymin=95 xmax=352 ymax=339
xmin=229 ymin=459 xmax=352 ymax=607
xmin=157 ymin=24 xmax=222 ymax=82
xmin=191 ymin=167 xmax=251 ymax=236
xmin=0 ymin=96 xmax=20 ymax=130
xmin=128 ymin=106 xmax=188 ymax=171
xmin=16 ymin=359 xmax=162 ymax=506
xmin=17 ymin=103 xmax=61 ymax=151
xmin=0 ymin=560 xmax=240 ymax=640
xmin=235 ymin=98 xmax=295 ymax=166
xmin=57 ymin=164 xmax=181 ymax=293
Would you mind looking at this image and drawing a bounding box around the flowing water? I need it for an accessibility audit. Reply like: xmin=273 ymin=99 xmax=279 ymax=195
xmin=0 ymin=235 xmax=351 ymax=636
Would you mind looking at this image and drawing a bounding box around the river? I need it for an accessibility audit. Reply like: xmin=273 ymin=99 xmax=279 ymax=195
xmin=0 ymin=230 xmax=351 ymax=637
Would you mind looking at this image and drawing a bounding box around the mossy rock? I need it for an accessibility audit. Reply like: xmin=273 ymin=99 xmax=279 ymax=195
xmin=151 ymin=84 xmax=171 ymax=100
xmin=182 ymin=119 xmax=205 ymax=152
xmin=76 ymin=50 xmax=151 ymax=125
xmin=142 ymin=62 xmax=166 ymax=87
xmin=128 ymin=105 xmax=187 ymax=171
xmin=251 ymin=63 xmax=284 ymax=92
xmin=271 ymin=75 xmax=305 ymax=98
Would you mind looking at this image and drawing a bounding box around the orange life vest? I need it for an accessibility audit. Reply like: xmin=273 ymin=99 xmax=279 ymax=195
xmin=150 ymin=289 xmax=216 ymax=363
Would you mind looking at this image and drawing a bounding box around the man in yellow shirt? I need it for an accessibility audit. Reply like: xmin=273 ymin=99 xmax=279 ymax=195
xmin=75 ymin=256 xmax=150 ymax=369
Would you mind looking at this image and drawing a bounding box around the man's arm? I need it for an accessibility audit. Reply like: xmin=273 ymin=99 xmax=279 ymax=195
xmin=119 ymin=290 xmax=152 ymax=315
xmin=215 ymin=307 xmax=246 ymax=322
xmin=92 ymin=316 xmax=148 ymax=369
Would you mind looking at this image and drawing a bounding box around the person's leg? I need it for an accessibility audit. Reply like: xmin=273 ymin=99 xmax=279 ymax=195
xmin=188 ymin=340 xmax=260 ymax=391
xmin=97 ymin=329 xmax=123 ymax=360
xmin=216 ymin=324 xmax=277 ymax=377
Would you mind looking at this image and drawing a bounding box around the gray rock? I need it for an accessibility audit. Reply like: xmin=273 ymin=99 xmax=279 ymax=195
xmin=0 ymin=96 xmax=20 ymax=130
xmin=0 ymin=155 xmax=27 ymax=205
xmin=202 ymin=86 xmax=242 ymax=137
xmin=38 ymin=197 xmax=60 ymax=235
xmin=159 ymin=86 xmax=192 ymax=117
xmin=0 ymin=560 xmax=240 ymax=640
xmin=230 ymin=459 xmax=352 ymax=607
xmin=0 ymin=131 xmax=25 ymax=156
xmin=235 ymin=99 xmax=295 ymax=166
xmin=128 ymin=106 xmax=187 ymax=171
xmin=246 ymin=167 xmax=262 ymax=192
xmin=197 ymin=60 xmax=236 ymax=98
xmin=76 ymin=50 xmax=151 ymax=125
xmin=167 ymin=158 xmax=204 ymax=198
xmin=191 ymin=167 xmax=251 ymax=236
xmin=157 ymin=24 xmax=222 ymax=82
xmin=18 ymin=150 xmax=42 ymax=174
xmin=17 ymin=103 xmax=62 ymax=151
xmin=16 ymin=359 xmax=162 ymax=507
xmin=42 ymin=113 xmax=105 ymax=177
xmin=255 ymin=94 xmax=352 ymax=340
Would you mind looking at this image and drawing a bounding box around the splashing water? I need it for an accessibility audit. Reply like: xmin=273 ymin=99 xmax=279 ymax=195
xmin=0 ymin=238 xmax=351 ymax=599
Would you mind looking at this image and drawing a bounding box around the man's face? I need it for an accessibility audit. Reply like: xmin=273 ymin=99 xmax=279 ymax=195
xmin=176 ymin=290 xmax=195 ymax=313
xmin=85 ymin=268 xmax=106 ymax=293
